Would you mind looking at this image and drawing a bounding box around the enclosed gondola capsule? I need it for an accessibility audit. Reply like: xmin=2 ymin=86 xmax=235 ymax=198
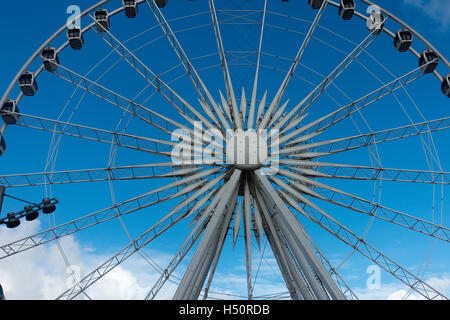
xmin=442 ymin=74 xmax=450 ymax=98
xmin=0 ymin=100 xmax=20 ymax=125
xmin=68 ymin=27 xmax=84 ymax=50
xmin=419 ymin=49 xmax=439 ymax=74
xmin=95 ymin=9 xmax=110 ymax=32
xmin=309 ymin=0 xmax=324 ymax=9
xmin=123 ymin=0 xmax=138 ymax=18
xmin=41 ymin=47 xmax=60 ymax=72
xmin=394 ymin=29 xmax=413 ymax=52
xmin=42 ymin=198 xmax=56 ymax=214
xmin=6 ymin=213 xmax=20 ymax=229
xmin=24 ymin=205 xmax=39 ymax=221
xmin=18 ymin=72 xmax=38 ymax=96
xmin=0 ymin=137 xmax=6 ymax=156
xmin=339 ymin=0 xmax=355 ymax=20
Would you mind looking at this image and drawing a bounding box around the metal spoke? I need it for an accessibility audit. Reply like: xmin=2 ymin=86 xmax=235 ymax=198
xmin=251 ymin=195 xmax=264 ymax=248
xmin=253 ymin=172 xmax=345 ymax=300
xmin=279 ymin=186 xmax=447 ymax=300
xmin=47 ymin=59 xmax=195 ymax=136
xmin=1 ymin=0 xmax=447 ymax=302
xmin=300 ymin=222 xmax=358 ymax=300
xmin=276 ymin=63 xmax=429 ymax=147
xmin=173 ymin=169 xmax=241 ymax=300
xmin=243 ymin=177 xmax=253 ymax=299
xmin=276 ymin=188 xmax=356 ymax=299
xmin=274 ymin=169 xmax=450 ymax=243
xmin=145 ymin=206 xmax=212 ymax=300
xmin=280 ymin=116 xmax=450 ymax=157
xmin=202 ymin=186 xmax=237 ymax=300
xmin=208 ymin=0 xmax=242 ymax=129
xmin=145 ymin=0 xmax=222 ymax=128
xmin=56 ymin=196 xmax=204 ymax=300
xmin=8 ymin=112 xmax=174 ymax=156
xmin=0 ymin=163 xmax=204 ymax=188
xmin=0 ymin=168 xmax=223 ymax=259
xmin=258 ymin=0 xmax=327 ymax=130
xmin=150 ymin=184 xmax=230 ymax=302
xmin=252 ymin=187 xmax=312 ymax=300
xmin=290 ymin=161 xmax=450 ymax=185
xmin=233 ymin=198 xmax=242 ymax=248
xmin=248 ymin=0 xmax=267 ymax=130
xmin=89 ymin=15 xmax=217 ymax=132
xmin=276 ymin=16 xmax=387 ymax=132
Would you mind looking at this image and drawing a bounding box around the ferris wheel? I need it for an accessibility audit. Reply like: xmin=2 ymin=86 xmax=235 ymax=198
xmin=0 ymin=0 xmax=449 ymax=300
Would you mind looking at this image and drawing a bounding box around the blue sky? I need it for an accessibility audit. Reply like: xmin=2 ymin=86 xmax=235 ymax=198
xmin=0 ymin=0 xmax=449 ymax=300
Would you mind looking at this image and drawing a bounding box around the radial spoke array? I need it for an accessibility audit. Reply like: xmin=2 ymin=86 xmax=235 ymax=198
xmin=145 ymin=0 xmax=222 ymax=127
xmin=281 ymin=160 xmax=450 ymax=184
xmin=1 ymin=0 xmax=448 ymax=301
xmin=0 ymin=164 xmax=203 ymax=188
xmin=6 ymin=112 xmax=173 ymax=156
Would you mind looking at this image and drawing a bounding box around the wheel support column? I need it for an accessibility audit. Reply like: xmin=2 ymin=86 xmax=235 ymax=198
xmin=173 ymin=170 xmax=242 ymax=300
xmin=253 ymin=172 xmax=345 ymax=300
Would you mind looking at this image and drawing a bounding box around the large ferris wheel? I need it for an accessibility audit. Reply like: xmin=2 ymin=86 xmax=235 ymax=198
xmin=0 ymin=0 xmax=449 ymax=300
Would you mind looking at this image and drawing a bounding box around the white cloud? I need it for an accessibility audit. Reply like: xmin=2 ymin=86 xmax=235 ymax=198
xmin=2 ymin=222 xmax=448 ymax=300
xmin=354 ymin=275 xmax=450 ymax=300
xmin=0 ymin=221 xmax=177 ymax=300
xmin=403 ymin=0 xmax=450 ymax=30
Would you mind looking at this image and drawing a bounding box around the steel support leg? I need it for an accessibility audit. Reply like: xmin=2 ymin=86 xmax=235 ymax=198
xmin=194 ymin=187 xmax=238 ymax=300
xmin=253 ymin=172 xmax=345 ymax=300
xmin=254 ymin=188 xmax=311 ymax=300
xmin=173 ymin=170 xmax=242 ymax=300
xmin=264 ymin=226 xmax=302 ymax=300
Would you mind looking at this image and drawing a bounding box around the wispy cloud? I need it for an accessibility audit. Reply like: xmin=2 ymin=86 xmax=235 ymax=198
xmin=354 ymin=275 xmax=450 ymax=300
xmin=403 ymin=0 xmax=450 ymax=30
xmin=0 ymin=222 xmax=177 ymax=300
xmin=2 ymin=222 xmax=448 ymax=300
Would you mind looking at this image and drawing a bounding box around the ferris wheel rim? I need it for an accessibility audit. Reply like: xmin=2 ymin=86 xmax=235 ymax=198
xmin=1 ymin=0 xmax=449 ymax=117
xmin=0 ymin=0 xmax=448 ymax=300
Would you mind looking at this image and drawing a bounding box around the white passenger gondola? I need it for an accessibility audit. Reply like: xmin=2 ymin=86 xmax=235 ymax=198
xmin=67 ymin=27 xmax=84 ymax=50
xmin=339 ymin=0 xmax=355 ymax=20
xmin=18 ymin=72 xmax=38 ymax=96
xmin=419 ymin=49 xmax=439 ymax=74
xmin=123 ymin=0 xmax=138 ymax=18
xmin=309 ymin=0 xmax=324 ymax=9
xmin=95 ymin=9 xmax=110 ymax=32
xmin=442 ymin=74 xmax=450 ymax=98
xmin=0 ymin=100 xmax=20 ymax=125
xmin=394 ymin=29 xmax=413 ymax=52
xmin=41 ymin=47 xmax=60 ymax=72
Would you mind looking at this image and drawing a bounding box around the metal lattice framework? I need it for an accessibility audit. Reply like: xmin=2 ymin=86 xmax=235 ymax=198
xmin=0 ymin=0 xmax=449 ymax=300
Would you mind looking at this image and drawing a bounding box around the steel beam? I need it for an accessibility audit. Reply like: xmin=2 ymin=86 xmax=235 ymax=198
xmin=253 ymin=188 xmax=311 ymax=300
xmin=253 ymin=172 xmax=345 ymax=300
xmin=173 ymin=169 xmax=241 ymax=300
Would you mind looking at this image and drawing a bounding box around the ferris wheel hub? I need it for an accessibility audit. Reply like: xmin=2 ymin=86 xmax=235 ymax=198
xmin=226 ymin=129 xmax=268 ymax=170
